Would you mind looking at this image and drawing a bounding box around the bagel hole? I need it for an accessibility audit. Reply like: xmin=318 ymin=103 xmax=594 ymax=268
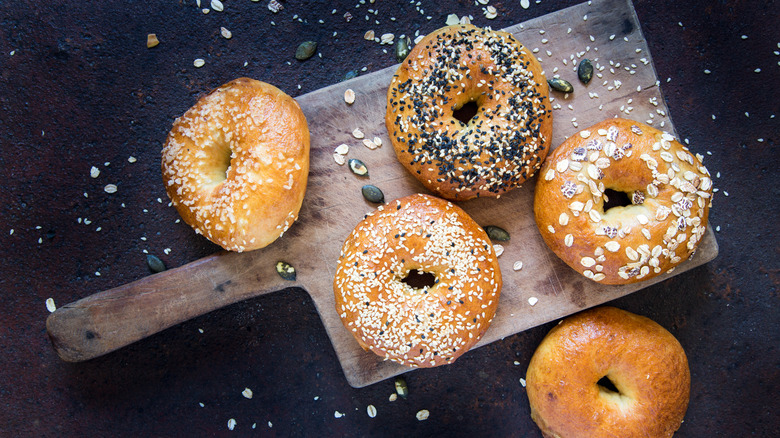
xmin=452 ymin=100 xmax=479 ymax=125
xmin=597 ymin=376 xmax=621 ymax=395
xmin=211 ymin=147 xmax=233 ymax=184
xmin=602 ymin=188 xmax=632 ymax=212
xmin=401 ymin=269 xmax=437 ymax=290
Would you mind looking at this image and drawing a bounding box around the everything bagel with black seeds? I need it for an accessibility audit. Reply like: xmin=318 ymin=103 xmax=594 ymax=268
xmin=385 ymin=25 xmax=553 ymax=201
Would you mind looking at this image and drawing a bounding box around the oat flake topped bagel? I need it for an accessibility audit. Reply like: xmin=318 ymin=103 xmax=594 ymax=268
xmin=161 ymin=78 xmax=309 ymax=252
xmin=526 ymin=306 xmax=690 ymax=438
xmin=333 ymin=194 xmax=501 ymax=368
xmin=386 ymin=24 xmax=552 ymax=201
xmin=534 ymin=118 xmax=713 ymax=284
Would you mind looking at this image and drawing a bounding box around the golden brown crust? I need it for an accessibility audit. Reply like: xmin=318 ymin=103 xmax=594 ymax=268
xmin=534 ymin=118 xmax=713 ymax=284
xmin=385 ymin=25 xmax=552 ymax=201
xmin=333 ymin=194 xmax=502 ymax=368
xmin=161 ymin=78 xmax=310 ymax=252
xmin=526 ymin=306 xmax=690 ymax=438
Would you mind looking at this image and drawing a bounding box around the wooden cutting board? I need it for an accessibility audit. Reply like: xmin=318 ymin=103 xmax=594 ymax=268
xmin=46 ymin=0 xmax=718 ymax=388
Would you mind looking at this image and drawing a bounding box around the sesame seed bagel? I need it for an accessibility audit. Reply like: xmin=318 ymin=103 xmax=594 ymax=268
xmin=526 ymin=306 xmax=690 ymax=438
xmin=333 ymin=194 xmax=502 ymax=368
xmin=386 ymin=25 xmax=552 ymax=201
xmin=533 ymin=118 xmax=713 ymax=284
xmin=161 ymin=78 xmax=310 ymax=252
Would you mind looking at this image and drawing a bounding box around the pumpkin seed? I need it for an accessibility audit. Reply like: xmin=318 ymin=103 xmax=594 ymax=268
xmin=147 ymin=254 xmax=166 ymax=273
xmin=295 ymin=41 xmax=317 ymax=61
xmin=348 ymin=158 xmax=369 ymax=176
xmin=484 ymin=225 xmax=510 ymax=241
xmin=361 ymin=185 xmax=384 ymax=203
xmin=547 ymin=78 xmax=573 ymax=93
xmin=395 ymin=36 xmax=410 ymax=63
xmin=344 ymin=70 xmax=359 ymax=81
xmin=394 ymin=377 xmax=409 ymax=398
xmin=275 ymin=261 xmax=296 ymax=281
xmin=577 ymin=58 xmax=593 ymax=84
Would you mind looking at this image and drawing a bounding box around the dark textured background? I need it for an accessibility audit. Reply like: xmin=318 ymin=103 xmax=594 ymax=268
xmin=1 ymin=0 xmax=777 ymax=436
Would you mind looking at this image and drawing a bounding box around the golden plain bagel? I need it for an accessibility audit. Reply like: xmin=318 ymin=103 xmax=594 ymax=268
xmin=534 ymin=118 xmax=713 ymax=284
xmin=161 ymin=78 xmax=310 ymax=252
xmin=333 ymin=194 xmax=502 ymax=368
xmin=526 ymin=306 xmax=690 ymax=438
xmin=386 ymin=24 xmax=552 ymax=201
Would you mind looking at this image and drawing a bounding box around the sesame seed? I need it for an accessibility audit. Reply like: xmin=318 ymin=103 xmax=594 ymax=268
xmin=45 ymin=298 xmax=56 ymax=313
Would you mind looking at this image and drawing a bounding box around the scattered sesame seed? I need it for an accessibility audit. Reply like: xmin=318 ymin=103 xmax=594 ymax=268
xmin=716 ymin=225 xmax=721 ymax=232
xmin=90 ymin=166 xmax=100 ymax=178
xmin=104 ymin=184 xmax=117 ymax=193
xmin=344 ymin=89 xmax=356 ymax=104
xmin=416 ymin=410 xmax=430 ymax=421
xmin=520 ymin=378 xmax=527 ymax=387
xmin=389 ymin=393 xmax=398 ymax=402
xmin=210 ymin=0 xmax=224 ymax=12
xmin=220 ymin=27 xmax=232 ymax=39
xmin=513 ymin=261 xmax=523 ymax=271
xmin=528 ymin=296 xmax=538 ymax=306
xmin=227 ymin=418 xmax=236 ymax=430
xmin=193 ymin=58 xmax=205 ymax=68
xmin=241 ymin=388 xmax=253 ymax=399
xmin=46 ymin=298 xmax=56 ymax=313
xmin=367 ymin=405 xmax=377 ymax=418
xmin=334 ymin=411 xmax=345 ymax=419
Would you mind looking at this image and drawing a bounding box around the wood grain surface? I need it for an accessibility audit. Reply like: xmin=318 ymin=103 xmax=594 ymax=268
xmin=46 ymin=0 xmax=718 ymax=388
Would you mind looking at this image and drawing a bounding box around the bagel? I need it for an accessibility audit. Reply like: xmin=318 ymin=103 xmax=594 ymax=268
xmin=526 ymin=306 xmax=690 ymax=438
xmin=333 ymin=194 xmax=502 ymax=368
xmin=533 ymin=118 xmax=713 ymax=284
xmin=161 ymin=78 xmax=310 ymax=252
xmin=385 ymin=24 xmax=552 ymax=201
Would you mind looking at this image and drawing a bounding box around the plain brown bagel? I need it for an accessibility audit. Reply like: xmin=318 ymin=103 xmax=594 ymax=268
xmin=526 ymin=306 xmax=691 ymax=438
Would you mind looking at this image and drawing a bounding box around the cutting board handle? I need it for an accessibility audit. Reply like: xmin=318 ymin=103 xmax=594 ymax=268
xmin=46 ymin=251 xmax=290 ymax=362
